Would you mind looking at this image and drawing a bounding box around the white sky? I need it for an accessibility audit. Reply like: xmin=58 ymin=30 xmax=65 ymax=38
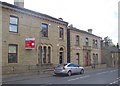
xmin=1 ymin=0 xmax=119 ymax=44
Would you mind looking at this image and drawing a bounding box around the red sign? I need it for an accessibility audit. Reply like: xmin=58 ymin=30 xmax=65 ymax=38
xmin=25 ymin=38 xmax=35 ymax=49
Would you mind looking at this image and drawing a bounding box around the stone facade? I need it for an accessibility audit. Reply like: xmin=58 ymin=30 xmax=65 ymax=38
xmin=67 ymin=27 xmax=102 ymax=66
xmin=101 ymin=43 xmax=119 ymax=67
xmin=1 ymin=2 xmax=68 ymax=74
xmin=0 ymin=2 xmax=2 ymax=84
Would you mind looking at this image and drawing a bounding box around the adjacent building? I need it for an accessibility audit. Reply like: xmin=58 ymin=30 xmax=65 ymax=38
xmin=101 ymin=40 xmax=119 ymax=67
xmin=67 ymin=26 xmax=102 ymax=66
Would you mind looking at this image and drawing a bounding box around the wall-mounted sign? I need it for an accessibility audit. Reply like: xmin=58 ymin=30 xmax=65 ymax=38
xmin=25 ymin=38 xmax=35 ymax=49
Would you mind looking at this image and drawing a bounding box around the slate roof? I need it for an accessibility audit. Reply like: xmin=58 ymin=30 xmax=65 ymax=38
xmin=0 ymin=1 xmax=68 ymax=25
xmin=68 ymin=27 xmax=102 ymax=39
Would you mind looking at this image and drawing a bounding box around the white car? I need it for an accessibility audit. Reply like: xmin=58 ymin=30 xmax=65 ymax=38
xmin=54 ymin=63 xmax=84 ymax=76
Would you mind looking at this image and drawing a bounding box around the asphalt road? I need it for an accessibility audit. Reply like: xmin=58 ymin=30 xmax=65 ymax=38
xmin=3 ymin=68 xmax=119 ymax=85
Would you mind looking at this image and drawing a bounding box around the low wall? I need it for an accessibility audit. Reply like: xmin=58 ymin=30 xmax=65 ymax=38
xmin=84 ymin=63 xmax=107 ymax=69
xmin=2 ymin=64 xmax=54 ymax=75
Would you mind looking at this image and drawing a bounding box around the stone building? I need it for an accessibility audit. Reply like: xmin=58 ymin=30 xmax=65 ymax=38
xmin=101 ymin=41 xmax=119 ymax=67
xmin=67 ymin=26 xmax=102 ymax=66
xmin=1 ymin=1 xmax=68 ymax=74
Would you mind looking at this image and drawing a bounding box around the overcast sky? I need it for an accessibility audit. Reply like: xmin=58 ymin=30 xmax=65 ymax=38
xmin=1 ymin=0 xmax=119 ymax=44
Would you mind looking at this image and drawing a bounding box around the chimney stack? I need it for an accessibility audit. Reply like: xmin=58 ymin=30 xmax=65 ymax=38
xmin=88 ymin=29 xmax=92 ymax=34
xmin=14 ymin=0 xmax=24 ymax=8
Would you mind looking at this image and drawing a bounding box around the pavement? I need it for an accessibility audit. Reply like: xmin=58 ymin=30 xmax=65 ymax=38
xmin=2 ymin=64 xmax=111 ymax=84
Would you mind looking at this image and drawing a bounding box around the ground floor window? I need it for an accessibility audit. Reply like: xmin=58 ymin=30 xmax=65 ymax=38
xmin=8 ymin=44 xmax=18 ymax=63
xmin=92 ymin=53 xmax=98 ymax=65
xmin=43 ymin=46 xmax=47 ymax=63
xmin=48 ymin=47 xmax=51 ymax=63
xmin=76 ymin=53 xmax=80 ymax=65
xmin=95 ymin=54 xmax=98 ymax=65
xmin=39 ymin=45 xmax=52 ymax=64
xmin=84 ymin=51 xmax=91 ymax=66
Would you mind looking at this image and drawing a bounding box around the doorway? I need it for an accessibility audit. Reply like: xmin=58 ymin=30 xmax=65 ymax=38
xmin=76 ymin=53 xmax=80 ymax=65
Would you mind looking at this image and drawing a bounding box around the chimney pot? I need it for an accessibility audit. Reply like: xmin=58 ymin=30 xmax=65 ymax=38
xmin=88 ymin=29 xmax=92 ymax=34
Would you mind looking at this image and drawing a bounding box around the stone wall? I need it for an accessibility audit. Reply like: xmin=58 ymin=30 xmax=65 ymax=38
xmin=69 ymin=29 xmax=101 ymax=66
xmin=2 ymin=6 xmax=67 ymax=74
xmin=2 ymin=64 xmax=55 ymax=75
xmin=0 ymin=3 xmax=2 ymax=85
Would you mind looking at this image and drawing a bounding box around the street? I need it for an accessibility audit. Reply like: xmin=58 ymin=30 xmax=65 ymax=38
xmin=2 ymin=68 xmax=119 ymax=85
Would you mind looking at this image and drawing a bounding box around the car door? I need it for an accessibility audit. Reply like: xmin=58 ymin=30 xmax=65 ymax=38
xmin=73 ymin=64 xmax=80 ymax=73
xmin=67 ymin=64 xmax=76 ymax=73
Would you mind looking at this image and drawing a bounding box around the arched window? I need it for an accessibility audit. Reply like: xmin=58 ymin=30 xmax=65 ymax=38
xmin=48 ymin=47 xmax=51 ymax=63
xmin=59 ymin=27 xmax=64 ymax=39
xmin=43 ymin=46 xmax=47 ymax=63
xmin=38 ymin=45 xmax=52 ymax=64
xmin=76 ymin=35 xmax=79 ymax=46
xmin=38 ymin=46 xmax=42 ymax=64
xmin=60 ymin=47 xmax=63 ymax=51
xmin=86 ymin=38 xmax=89 ymax=46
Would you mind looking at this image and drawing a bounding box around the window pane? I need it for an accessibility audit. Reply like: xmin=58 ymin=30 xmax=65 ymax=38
xmin=48 ymin=47 xmax=51 ymax=63
xmin=41 ymin=24 xmax=47 ymax=29
xmin=8 ymin=45 xmax=17 ymax=63
xmin=86 ymin=38 xmax=88 ymax=42
xmin=43 ymin=47 xmax=46 ymax=63
xmin=9 ymin=46 xmax=16 ymax=53
xmin=76 ymin=36 xmax=79 ymax=45
xmin=59 ymin=28 xmax=64 ymax=39
xmin=9 ymin=25 xmax=18 ymax=32
xmin=10 ymin=17 xmax=18 ymax=24
xmin=41 ymin=24 xmax=48 ymax=37
xmin=8 ymin=53 xmax=17 ymax=63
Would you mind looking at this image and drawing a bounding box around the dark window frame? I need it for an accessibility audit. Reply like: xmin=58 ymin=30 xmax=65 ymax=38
xmin=8 ymin=44 xmax=18 ymax=63
xmin=48 ymin=47 xmax=51 ymax=63
xmin=43 ymin=46 xmax=47 ymax=63
xmin=76 ymin=35 xmax=80 ymax=46
xmin=59 ymin=27 xmax=64 ymax=39
xmin=41 ymin=23 xmax=48 ymax=37
xmin=86 ymin=38 xmax=89 ymax=46
xmin=95 ymin=40 xmax=98 ymax=48
xmin=9 ymin=15 xmax=19 ymax=33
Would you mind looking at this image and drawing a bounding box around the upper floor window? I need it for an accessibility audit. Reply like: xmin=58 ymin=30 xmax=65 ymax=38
xmin=9 ymin=16 xmax=18 ymax=33
xmin=93 ymin=39 xmax=95 ymax=47
xmin=59 ymin=27 xmax=64 ymax=39
xmin=76 ymin=35 xmax=79 ymax=46
xmin=86 ymin=38 xmax=89 ymax=46
xmin=8 ymin=44 xmax=18 ymax=63
xmin=93 ymin=39 xmax=98 ymax=48
xmin=41 ymin=23 xmax=48 ymax=37
xmin=95 ymin=40 xmax=98 ymax=48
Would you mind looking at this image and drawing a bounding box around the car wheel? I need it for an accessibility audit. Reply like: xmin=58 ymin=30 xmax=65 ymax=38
xmin=80 ymin=69 xmax=84 ymax=74
xmin=67 ymin=70 xmax=72 ymax=76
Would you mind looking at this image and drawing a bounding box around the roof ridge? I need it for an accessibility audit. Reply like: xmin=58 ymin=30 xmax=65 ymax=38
xmin=1 ymin=1 xmax=68 ymax=25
